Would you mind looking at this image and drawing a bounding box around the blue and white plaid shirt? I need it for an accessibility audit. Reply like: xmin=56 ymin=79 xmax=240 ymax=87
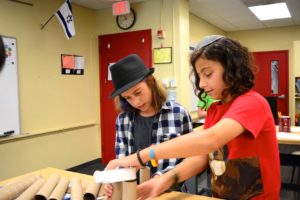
xmin=115 ymin=101 xmax=193 ymax=175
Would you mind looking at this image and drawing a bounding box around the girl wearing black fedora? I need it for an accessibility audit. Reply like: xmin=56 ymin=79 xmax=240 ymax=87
xmin=104 ymin=54 xmax=193 ymax=198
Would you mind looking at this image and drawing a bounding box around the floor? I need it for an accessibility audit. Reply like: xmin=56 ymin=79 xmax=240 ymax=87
xmin=68 ymin=159 xmax=300 ymax=200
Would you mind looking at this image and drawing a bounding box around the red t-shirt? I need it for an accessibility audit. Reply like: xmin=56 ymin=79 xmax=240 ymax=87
xmin=205 ymin=90 xmax=280 ymax=199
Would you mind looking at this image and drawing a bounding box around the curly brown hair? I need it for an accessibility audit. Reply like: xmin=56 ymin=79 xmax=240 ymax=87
xmin=114 ymin=75 xmax=167 ymax=113
xmin=190 ymin=37 xmax=255 ymax=103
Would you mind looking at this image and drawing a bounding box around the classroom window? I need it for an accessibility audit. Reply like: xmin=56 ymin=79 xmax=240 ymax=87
xmin=271 ymin=60 xmax=279 ymax=94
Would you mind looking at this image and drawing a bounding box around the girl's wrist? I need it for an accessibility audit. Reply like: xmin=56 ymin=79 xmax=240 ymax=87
xmin=136 ymin=149 xmax=147 ymax=167
xmin=137 ymin=146 xmax=158 ymax=167
xmin=149 ymin=147 xmax=158 ymax=167
xmin=137 ymin=148 xmax=150 ymax=167
xmin=170 ymin=169 xmax=180 ymax=185
xmin=164 ymin=169 xmax=180 ymax=190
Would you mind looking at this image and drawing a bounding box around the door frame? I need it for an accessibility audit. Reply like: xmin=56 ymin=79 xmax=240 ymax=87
xmin=99 ymin=29 xmax=152 ymax=164
xmin=252 ymin=50 xmax=289 ymax=123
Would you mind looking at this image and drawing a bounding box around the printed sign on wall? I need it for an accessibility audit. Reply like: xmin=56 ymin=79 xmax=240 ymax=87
xmin=61 ymin=54 xmax=85 ymax=75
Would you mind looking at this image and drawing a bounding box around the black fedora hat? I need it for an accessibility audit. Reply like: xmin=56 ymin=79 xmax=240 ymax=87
xmin=110 ymin=54 xmax=154 ymax=98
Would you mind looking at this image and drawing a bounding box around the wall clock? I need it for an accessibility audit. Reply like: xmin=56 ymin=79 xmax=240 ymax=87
xmin=116 ymin=8 xmax=136 ymax=30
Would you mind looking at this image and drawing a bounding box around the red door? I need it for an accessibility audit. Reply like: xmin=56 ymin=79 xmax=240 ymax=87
xmin=252 ymin=51 xmax=289 ymax=122
xmin=99 ymin=30 xmax=152 ymax=164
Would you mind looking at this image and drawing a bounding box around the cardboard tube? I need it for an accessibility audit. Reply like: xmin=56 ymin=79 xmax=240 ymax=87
xmin=97 ymin=183 xmax=104 ymax=197
xmin=16 ymin=178 xmax=46 ymax=200
xmin=139 ymin=167 xmax=150 ymax=184
xmin=82 ymin=180 xmax=89 ymax=192
xmin=122 ymin=180 xmax=137 ymax=200
xmin=71 ymin=177 xmax=83 ymax=200
xmin=35 ymin=174 xmax=60 ymax=200
xmin=48 ymin=177 xmax=69 ymax=200
xmin=112 ymin=182 xmax=122 ymax=200
xmin=0 ymin=173 xmax=42 ymax=200
xmin=66 ymin=179 xmax=88 ymax=194
xmin=83 ymin=181 xmax=101 ymax=200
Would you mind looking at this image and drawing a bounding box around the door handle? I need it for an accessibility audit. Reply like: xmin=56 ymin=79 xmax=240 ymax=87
xmin=278 ymin=94 xmax=285 ymax=99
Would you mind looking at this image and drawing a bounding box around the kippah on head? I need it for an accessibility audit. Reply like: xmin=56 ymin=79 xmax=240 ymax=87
xmin=194 ymin=35 xmax=225 ymax=51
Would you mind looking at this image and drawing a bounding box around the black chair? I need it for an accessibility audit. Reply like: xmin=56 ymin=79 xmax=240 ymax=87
xmin=265 ymin=96 xmax=278 ymax=125
xmin=290 ymin=151 xmax=300 ymax=185
xmin=280 ymin=153 xmax=300 ymax=190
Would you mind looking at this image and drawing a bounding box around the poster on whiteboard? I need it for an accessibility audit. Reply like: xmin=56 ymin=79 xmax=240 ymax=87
xmin=0 ymin=36 xmax=20 ymax=136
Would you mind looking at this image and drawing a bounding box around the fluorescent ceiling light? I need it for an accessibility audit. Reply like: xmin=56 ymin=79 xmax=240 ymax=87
xmin=249 ymin=2 xmax=291 ymax=20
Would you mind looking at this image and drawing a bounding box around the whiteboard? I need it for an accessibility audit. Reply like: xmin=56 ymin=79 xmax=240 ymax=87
xmin=0 ymin=36 xmax=20 ymax=136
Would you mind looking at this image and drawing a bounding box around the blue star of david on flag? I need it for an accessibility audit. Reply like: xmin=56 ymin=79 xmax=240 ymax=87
xmin=55 ymin=0 xmax=76 ymax=39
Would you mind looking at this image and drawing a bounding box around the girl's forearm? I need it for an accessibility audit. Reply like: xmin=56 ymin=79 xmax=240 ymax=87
xmin=139 ymin=119 xmax=243 ymax=163
xmin=173 ymin=156 xmax=208 ymax=183
xmin=140 ymin=130 xmax=215 ymax=163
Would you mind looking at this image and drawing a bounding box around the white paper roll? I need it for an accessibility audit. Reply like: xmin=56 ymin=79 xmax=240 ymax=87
xmin=94 ymin=168 xmax=136 ymax=183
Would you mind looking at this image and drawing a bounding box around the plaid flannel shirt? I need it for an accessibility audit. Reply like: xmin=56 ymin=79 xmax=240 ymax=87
xmin=115 ymin=101 xmax=193 ymax=175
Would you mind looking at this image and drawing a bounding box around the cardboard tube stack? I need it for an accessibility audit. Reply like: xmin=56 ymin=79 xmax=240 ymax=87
xmin=0 ymin=173 xmax=42 ymax=200
xmin=0 ymin=168 xmax=147 ymax=200
xmin=35 ymin=174 xmax=60 ymax=200
xmin=93 ymin=167 xmax=153 ymax=200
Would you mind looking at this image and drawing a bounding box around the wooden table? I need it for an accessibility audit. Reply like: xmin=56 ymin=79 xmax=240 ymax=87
xmin=0 ymin=167 xmax=220 ymax=200
xmin=276 ymin=126 xmax=300 ymax=145
xmin=192 ymin=117 xmax=205 ymax=128
xmin=156 ymin=191 xmax=219 ymax=200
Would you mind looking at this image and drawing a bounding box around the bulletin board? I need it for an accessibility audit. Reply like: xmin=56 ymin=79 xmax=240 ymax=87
xmin=61 ymin=54 xmax=85 ymax=75
xmin=0 ymin=36 xmax=20 ymax=136
xmin=153 ymin=47 xmax=172 ymax=64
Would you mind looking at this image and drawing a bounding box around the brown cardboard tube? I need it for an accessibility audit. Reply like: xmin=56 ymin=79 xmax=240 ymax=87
xmin=83 ymin=181 xmax=101 ymax=200
xmin=139 ymin=167 xmax=150 ymax=184
xmin=16 ymin=178 xmax=46 ymax=200
xmin=0 ymin=173 xmax=42 ymax=200
xmin=122 ymin=180 xmax=137 ymax=200
xmin=71 ymin=177 xmax=83 ymax=200
xmin=35 ymin=174 xmax=60 ymax=200
xmin=48 ymin=177 xmax=69 ymax=200
xmin=97 ymin=183 xmax=104 ymax=197
xmin=66 ymin=179 xmax=88 ymax=194
xmin=82 ymin=180 xmax=89 ymax=192
xmin=112 ymin=182 xmax=122 ymax=200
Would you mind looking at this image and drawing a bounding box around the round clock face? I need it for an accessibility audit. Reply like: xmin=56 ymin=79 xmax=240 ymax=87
xmin=116 ymin=9 xmax=136 ymax=30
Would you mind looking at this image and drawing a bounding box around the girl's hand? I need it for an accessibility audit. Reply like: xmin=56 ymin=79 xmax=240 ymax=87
xmin=137 ymin=173 xmax=173 ymax=200
xmin=105 ymin=153 xmax=141 ymax=170
xmin=103 ymin=183 xmax=113 ymax=199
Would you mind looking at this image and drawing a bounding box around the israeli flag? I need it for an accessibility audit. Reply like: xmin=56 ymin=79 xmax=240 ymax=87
xmin=55 ymin=0 xmax=75 ymax=39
